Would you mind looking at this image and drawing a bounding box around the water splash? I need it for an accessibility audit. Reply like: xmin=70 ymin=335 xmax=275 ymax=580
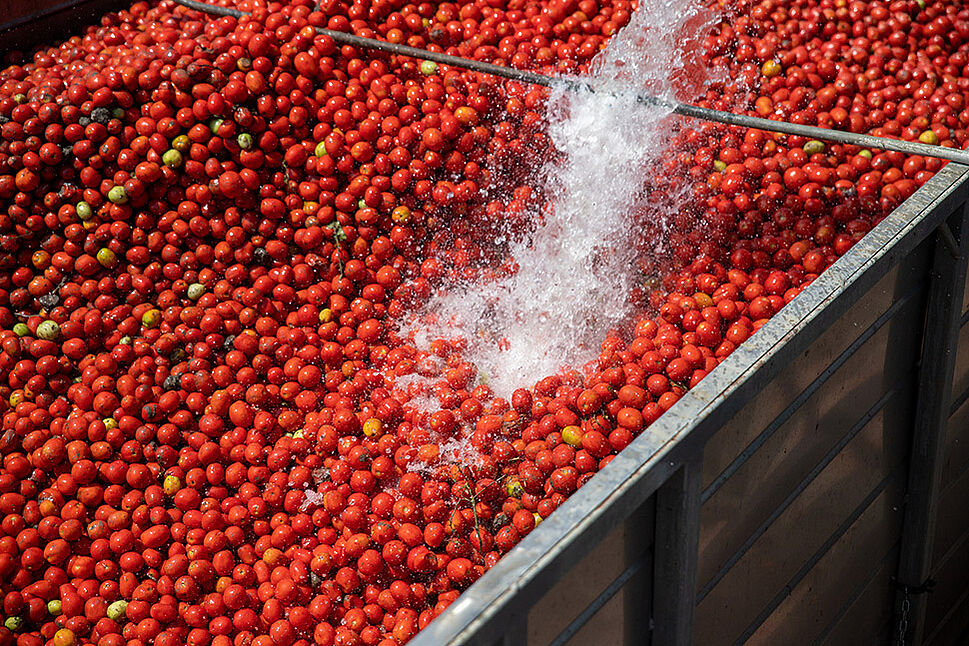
xmin=400 ymin=0 xmax=714 ymax=399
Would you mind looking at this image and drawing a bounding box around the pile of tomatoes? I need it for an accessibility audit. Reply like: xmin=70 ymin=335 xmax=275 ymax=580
xmin=0 ymin=0 xmax=966 ymax=644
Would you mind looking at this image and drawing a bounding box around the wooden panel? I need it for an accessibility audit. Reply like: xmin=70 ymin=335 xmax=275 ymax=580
xmin=817 ymin=549 xmax=898 ymax=646
xmin=527 ymin=499 xmax=652 ymax=646
xmin=528 ymin=518 xmax=628 ymax=645
xmin=748 ymin=481 xmax=904 ymax=645
xmin=701 ymin=262 xmax=918 ymax=491
xmin=695 ymin=393 xmax=910 ymax=646
xmin=949 ymin=320 xmax=969 ymax=412
xmin=698 ymin=296 xmax=921 ymax=595
xmin=931 ymin=461 xmax=969 ymax=584
xmin=940 ymin=393 xmax=969 ymax=491
xmin=925 ymin=527 xmax=969 ymax=641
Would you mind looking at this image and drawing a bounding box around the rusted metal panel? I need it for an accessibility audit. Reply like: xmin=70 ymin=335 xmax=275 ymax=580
xmin=894 ymin=203 xmax=969 ymax=645
xmin=924 ymin=585 xmax=969 ymax=646
xmin=0 ymin=0 xmax=64 ymax=25
xmin=561 ymin=588 xmax=628 ymax=646
xmin=962 ymin=269 xmax=969 ymax=316
xmin=922 ymin=325 xmax=969 ymax=646
xmin=652 ymin=463 xmax=701 ymax=646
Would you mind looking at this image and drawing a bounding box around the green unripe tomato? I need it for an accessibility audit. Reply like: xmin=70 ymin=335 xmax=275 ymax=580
xmin=107 ymin=185 xmax=128 ymax=204
xmin=141 ymin=309 xmax=161 ymax=328
xmin=12 ymin=323 xmax=29 ymax=337
xmin=106 ymin=600 xmax=128 ymax=620
xmin=187 ymin=283 xmax=205 ymax=300
xmin=36 ymin=320 xmax=60 ymax=340
xmin=172 ymin=135 xmax=190 ymax=152
xmin=803 ymin=140 xmax=825 ymax=155
xmin=162 ymin=149 xmax=183 ymax=168
xmin=420 ymin=60 xmax=438 ymax=75
xmin=96 ymin=248 xmax=117 ymax=268
xmin=75 ymin=201 xmax=93 ymax=220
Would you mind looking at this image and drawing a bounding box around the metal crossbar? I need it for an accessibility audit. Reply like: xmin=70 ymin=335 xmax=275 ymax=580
xmin=175 ymin=0 xmax=969 ymax=166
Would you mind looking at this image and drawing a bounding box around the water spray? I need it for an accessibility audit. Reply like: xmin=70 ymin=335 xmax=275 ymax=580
xmin=175 ymin=0 xmax=969 ymax=166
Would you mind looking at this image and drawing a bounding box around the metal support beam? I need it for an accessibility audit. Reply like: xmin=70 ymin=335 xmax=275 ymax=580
xmin=652 ymin=460 xmax=702 ymax=646
xmin=894 ymin=201 xmax=969 ymax=645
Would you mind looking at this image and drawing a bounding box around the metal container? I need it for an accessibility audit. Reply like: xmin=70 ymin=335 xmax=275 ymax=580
xmin=411 ymin=162 xmax=969 ymax=646
xmin=6 ymin=5 xmax=969 ymax=646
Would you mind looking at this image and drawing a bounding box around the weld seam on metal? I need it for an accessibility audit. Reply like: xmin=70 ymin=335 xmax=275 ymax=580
xmin=700 ymin=287 xmax=918 ymax=505
xmin=731 ymin=470 xmax=899 ymax=646
xmin=809 ymin=544 xmax=901 ymax=646
xmin=697 ymin=385 xmax=900 ymax=603
xmin=548 ymin=557 xmax=646 ymax=646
